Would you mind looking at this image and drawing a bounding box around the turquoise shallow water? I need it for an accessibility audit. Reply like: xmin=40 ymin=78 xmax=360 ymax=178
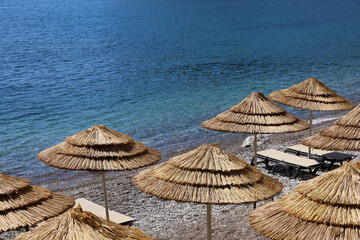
xmin=1 ymin=0 xmax=359 ymax=179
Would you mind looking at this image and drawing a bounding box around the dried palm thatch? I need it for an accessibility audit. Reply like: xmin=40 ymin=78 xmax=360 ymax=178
xmin=0 ymin=173 xmax=75 ymax=233
xmin=38 ymin=124 xmax=161 ymax=221
xmin=135 ymin=143 xmax=282 ymax=240
xmin=201 ymin=92 xmax=310 ymax=134
xmin=249 ymin=161 xmax=360 ymax=240
xmin=201 ymin=92 xmax=309 ymax=167
xmin=302 ymin=104 xmax=360 ymax=151
xmin=134 ymin=143 xmax=283 ymax=204
xmin=249 ymin=201 xmax=360 ymax=240
xmin=38 ymin=125 xmax=161 ymax=171
xmin=15 ymin=205 xmax=155 ymax=240
xmin=268 ymin=77 xmax=354 ymax=111
xmin=270 ymin=78 xmax=354 ymax=156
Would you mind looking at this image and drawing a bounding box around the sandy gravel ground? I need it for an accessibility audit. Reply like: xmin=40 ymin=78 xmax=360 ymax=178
xmin=1 ymin=119 xmax=359 ymax=240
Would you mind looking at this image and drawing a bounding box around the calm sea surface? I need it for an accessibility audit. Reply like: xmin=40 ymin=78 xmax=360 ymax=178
xmin=1 ymin=0 xmax=359 ymax=180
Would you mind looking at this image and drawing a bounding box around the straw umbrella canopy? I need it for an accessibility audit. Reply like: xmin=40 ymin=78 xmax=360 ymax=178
xmin=0 ymin=173 xmax=74 ymax=233
xmin=38 ymin=124 xmax=161 ymax=220
xmin=302 ymin=103 xmax=360 ymax=151
xmin=201 ymin=92 xmax=310 ymax=167
xmin=134 ymin=143 xmax=283 ymax=240
xmin=15 ymin=204 xmax=154 ymax=240
xmin=249 ymin=161 xmax=360 ymax=240
xmin=269 ymin=77 xmax=354 ymax=155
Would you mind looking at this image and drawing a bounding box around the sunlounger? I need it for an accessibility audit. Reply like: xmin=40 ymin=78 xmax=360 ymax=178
xmin=253 ymin=149 xmax=322 ymax=178
xmin=75 ymin=198 xmax=134 ymax=225
xmin=285 ymin=144 xmax=355 ymax=170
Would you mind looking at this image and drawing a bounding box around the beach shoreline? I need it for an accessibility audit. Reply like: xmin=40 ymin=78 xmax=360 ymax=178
xmin=2 ymin=114 xmax=359 ymax=240
xmin=1 ymin=1 xmax=360 ymax=238
xmin=29 ymin=109 xmax=349 ymax=188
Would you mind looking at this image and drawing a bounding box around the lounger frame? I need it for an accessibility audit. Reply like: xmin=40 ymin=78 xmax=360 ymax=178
xmin=285 ymin=144 xmax=355 ymax=170
xmin=251 ymin=149 xmax=322 ymax=179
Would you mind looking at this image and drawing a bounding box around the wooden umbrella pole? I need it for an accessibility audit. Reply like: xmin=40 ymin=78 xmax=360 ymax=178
xmin=308 ymin=110 xmax=312 ymax=158
xmin=102 ymin=171 xmax=110 ymax=221
xmin=207 ymin=204 xmax=211 ymax=240
xmin=254 ymin=133 xmax=258 ymax=168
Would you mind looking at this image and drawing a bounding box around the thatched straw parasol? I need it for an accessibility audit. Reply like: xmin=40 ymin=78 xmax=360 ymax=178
xmin=134 ymin=143 xmax=283 ymax=240
xmin=0 ymin=173 xmax=74 ymax=233
xmin=201 ymin=92 xmax=310 ymax=167
xmin=15 ymin=204 xmax=154 ymax=240
xmin=302 ymin=103 xmax=360 ymax=151
xmin=38 ymin=124 xmax=161 ymax=220
xmin=249 ymin=161 xmax=360 ymax=240
xmin=269 ymin=77 xmax=354 ymax=155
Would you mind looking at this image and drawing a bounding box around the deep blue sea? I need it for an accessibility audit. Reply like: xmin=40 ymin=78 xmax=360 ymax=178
xmin=1 ymin=0 xmax=359 ymax=181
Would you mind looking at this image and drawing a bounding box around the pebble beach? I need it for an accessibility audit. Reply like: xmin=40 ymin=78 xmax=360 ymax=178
xmin=1 ymin=0 xmax=360 ymax=239
xmin=2 ymin=118 xmax=359 ymax=240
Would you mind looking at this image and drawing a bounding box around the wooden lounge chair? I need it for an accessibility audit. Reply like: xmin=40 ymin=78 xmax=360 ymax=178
xmin=252 ymin=149 xmax=322 ymax=179
xmin=75 ymin=198 xmax=134 ymax=225
xmin=285 ymin=144 xmax=355 ymax=170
